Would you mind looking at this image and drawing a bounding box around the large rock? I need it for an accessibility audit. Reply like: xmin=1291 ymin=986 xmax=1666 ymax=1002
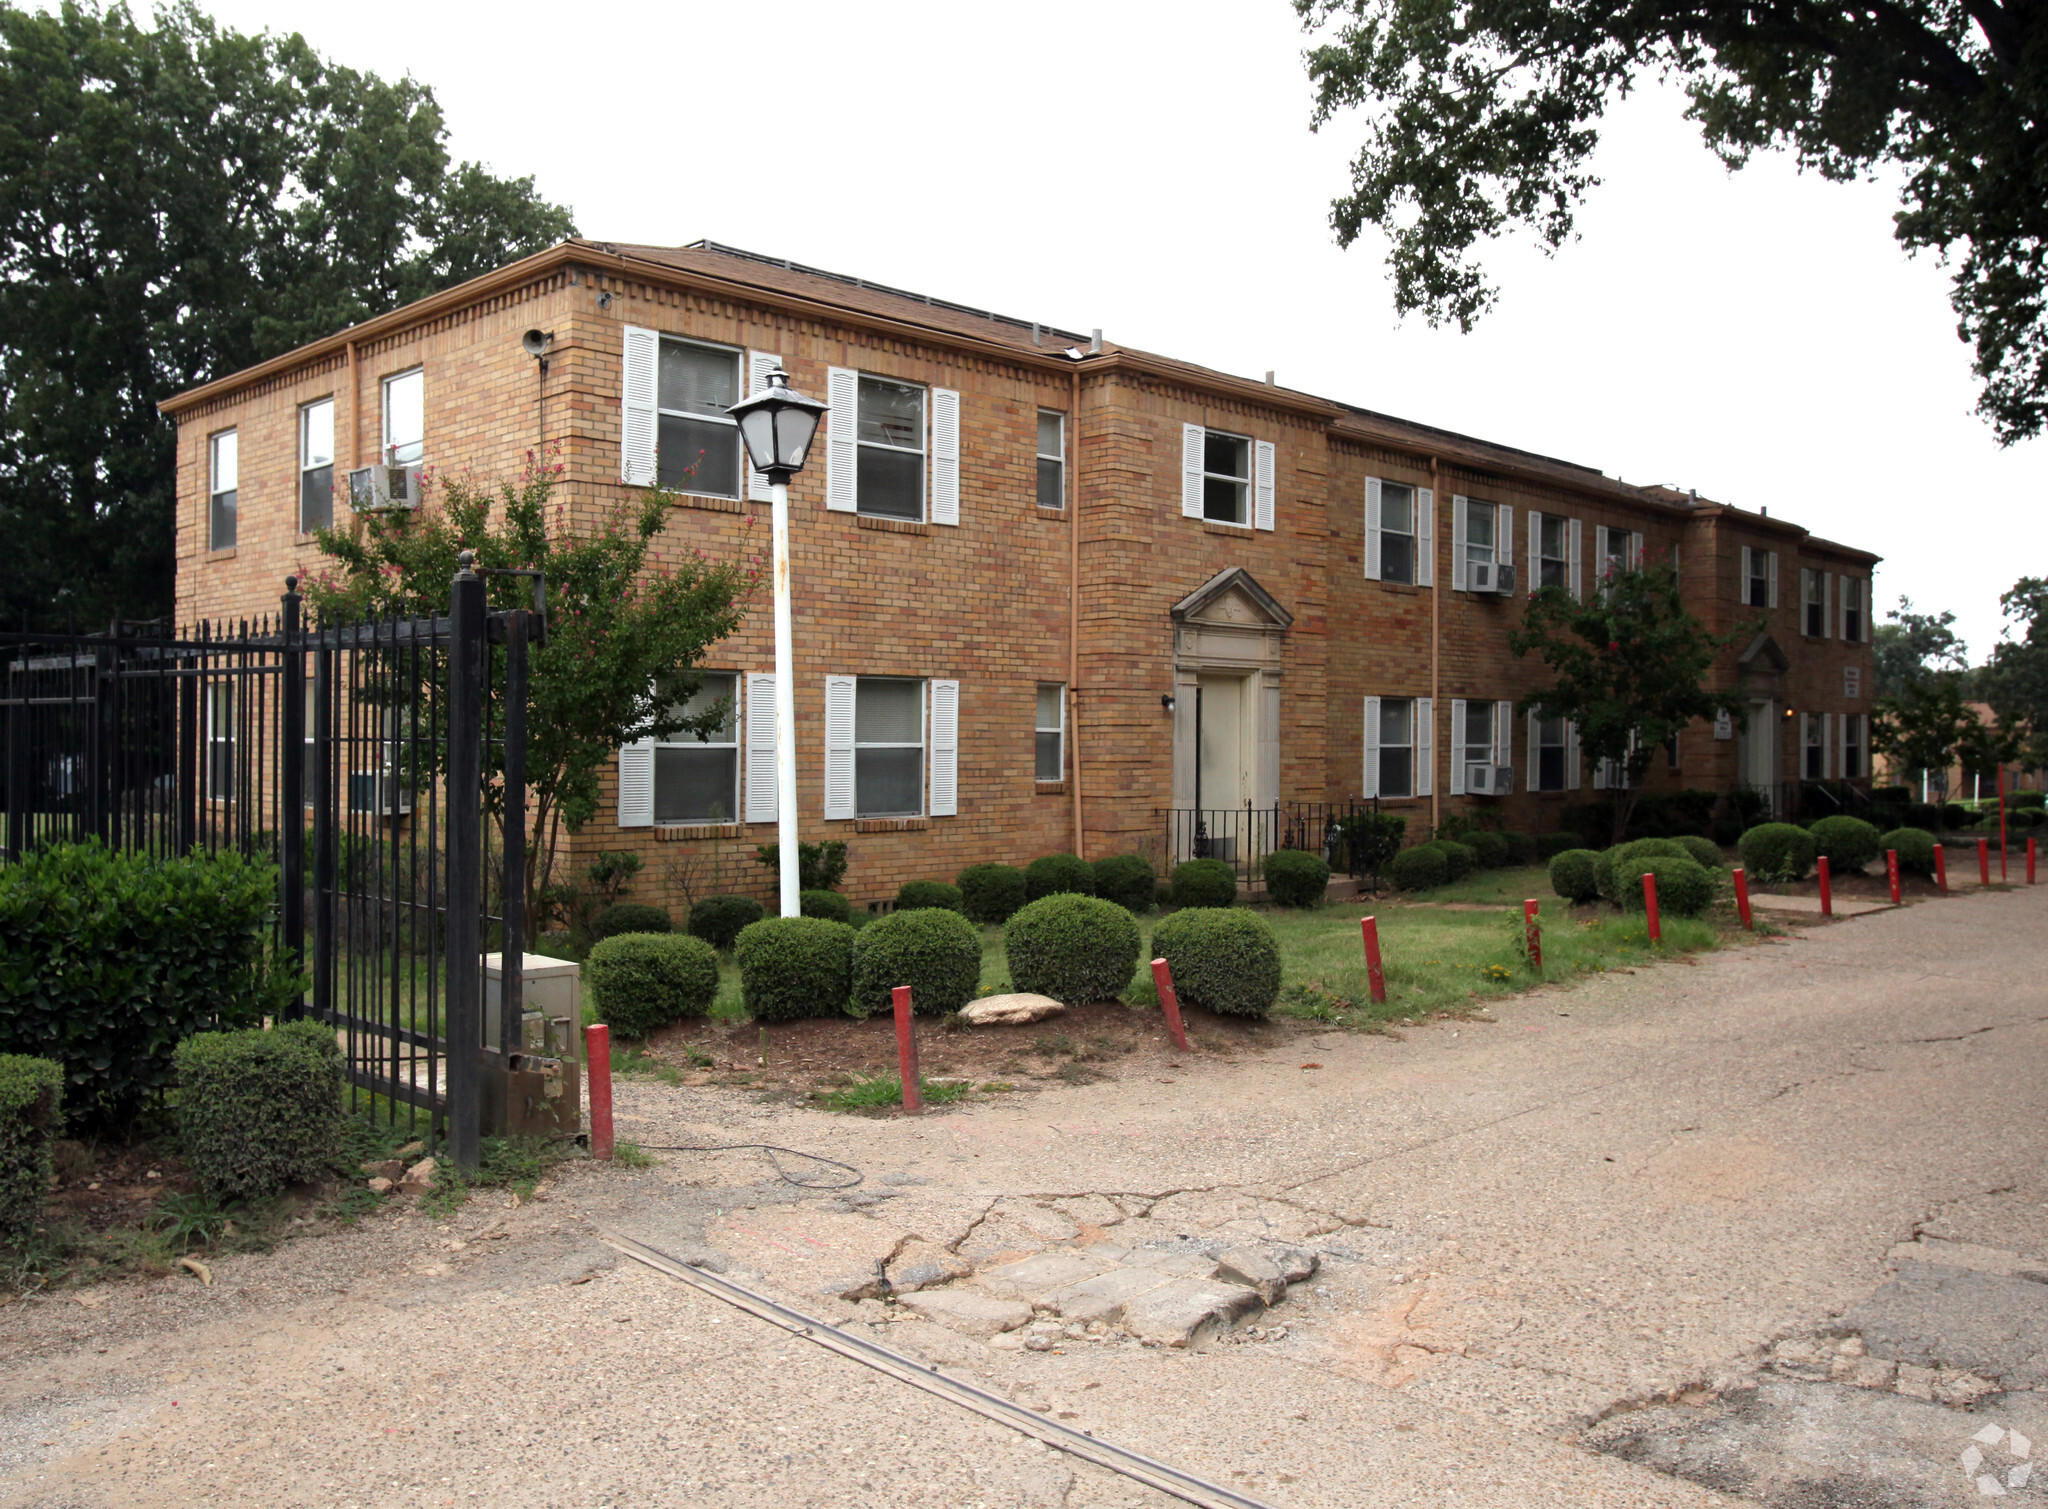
xmin=976 ymin=1250 xmax=1114 ymax=1299
xmin=1045 ymin=1267 xmax=1175 ymax=1324
xmin=959 ymin=993 xmax=1065 ymax=1026
xmin=897 ymin=1289 xmax=1033 ymax=1338
xmin=1122 ymin=1277 xmax=1264 ymax=1347
xmin=1215 ymin=1243 xmax=1320 ymax=1304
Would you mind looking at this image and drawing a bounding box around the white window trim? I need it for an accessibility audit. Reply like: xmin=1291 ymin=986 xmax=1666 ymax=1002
xmin=833 ymin=675 xmax=927 ymax=820
xmin=856 ymin=374 xmax=928 ymax=522
xmin=1035 ymin=683 xmax=1066 ymax=783
xmin=1362 ymin=695 xmax=1431 ymax=799
xmin=207 ymin=428 xmax=238 ymax=551
xmin=1036 ymin=410 xmax=1066 ymax=511
xmin=1198 ymin=427 xmax=1253 ymax=526
xmin=380 ymin=367 xmax=424 ymax=466
xmin=651 ymin=672 xmax=742 ymax=826
xmin=298 ymin=399 xmax=334 ymax=534
xmin=1530 ymin=711 xmax=1573 ymax=793
xmin=655 ymin=335 xmax=745 ymax=501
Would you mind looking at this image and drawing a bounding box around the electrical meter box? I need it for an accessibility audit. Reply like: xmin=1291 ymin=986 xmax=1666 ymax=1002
xmin=482 ymin=953 xmax=583 ymax=1138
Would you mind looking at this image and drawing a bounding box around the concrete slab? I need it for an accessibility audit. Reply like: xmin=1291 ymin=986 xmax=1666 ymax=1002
xmin=1842 ymin=1262 xmax=2048 ymax=1388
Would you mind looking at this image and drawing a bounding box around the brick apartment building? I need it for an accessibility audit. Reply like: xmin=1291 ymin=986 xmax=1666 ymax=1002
xmin=161 ymin=239 xmax=1880 ymax=909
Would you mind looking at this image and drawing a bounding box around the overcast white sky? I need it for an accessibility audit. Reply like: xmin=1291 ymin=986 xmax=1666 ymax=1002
xmin=192 ymin=0 xmax=2045 ymax=657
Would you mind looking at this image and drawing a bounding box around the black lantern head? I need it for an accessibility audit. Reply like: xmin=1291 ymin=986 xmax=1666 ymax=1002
xmin=728 ymin=369 xmax=828 ymax=481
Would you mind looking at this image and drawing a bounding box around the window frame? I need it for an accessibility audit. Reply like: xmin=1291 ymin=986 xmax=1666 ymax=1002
xmin=1378 ymin=697 xmax=1416 ymax=800
xmin=1842 ymin=577 xmax=1865 ymax=642
xmin=299 ymin=397 xmax=335 ymax=534
xmin=1035 ymin=683 xmax=1065 ymax=784
xmin=1036 ymin=410 xmax=1066 ymax=511
xmin=1200 ymin=429 xmax=1252 ymax=525
xmin=1747 ymin=554 xmax=1771 ymax=609
xmin=1843 ymin=713 xmax=1865 ymax=778
xmin=652 ymin=671 xmax=742 ymax=825
xmin=855 ymin=375 xmax=928 ymax=522
xmin=381 ymin=367 xmax=424 ymax=466
xmin=1534 ymin=715 xmax=1569 ymax=792
xmin=656 ymin=336 xmax=744 ymax=499
xmin=1379 ymin=482 xmax=1418 ymax=585
xmin=854 ymin=676 xmax=927 ymax=818
xmin=1803 ymin=568 xmax=1826 ymax=637
xmin=1805 ymin=714 xmax=1826 ymax=780
xmin=1462 ymin=496 xmax=1499 ymax=578
xmin=1459 ymin=700 xmax=1497 ymax=773
xmin=1537 ymin=515 xmax=1569 ymax=591
xmin=208 ymin=428 xmax=238 ymax=550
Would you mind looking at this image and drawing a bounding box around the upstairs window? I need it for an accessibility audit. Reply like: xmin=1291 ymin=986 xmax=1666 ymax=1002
xmin=857 ymin=377 xmax=926 ymax=521
xmin=208 ymin=429 xmax=238 ymax=550
xmin=654 ymin=673 xmax=739 ymax=824
xmin=1201 ymin=431 xmax=1251 ymax=524
xmin=1537 ymin=514 xmax=1570 ymax=591
xmin=300 ymin=399 xmax=334 ymax=533
xmin=1741 ymin=546 xmax=1777 ymax=609
xmin=1802 ymin=568 xmax=1829 ymax=638
xmin=855 ymin=677 xmax=925 ymax=817
xmin=1378 ymin=483 xmax=1417 ymax=585
xmin=382 ymin=368 xmax=423 ymax=465
xmin=1456 ymin=496 xmax=1504 ymax=589
xmin=1841 ymin=577 xmax=1865 ymax=642
xmin=1036 ymin=683 xmax=1065 ymax=782
xmin=657 ymin=340 xmax=742 ymax=497
xmin=1036 ymin=411 xmax=1065 ymax=510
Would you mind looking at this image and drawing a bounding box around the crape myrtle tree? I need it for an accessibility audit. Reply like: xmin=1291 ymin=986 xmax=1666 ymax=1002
xmin=0 ymin=1 xmax=576 ymax=630
xmin=1872 ymin=676 xmax=2002 ymax=797
xmin=301 ymin=459 xmax=758 ymax=925
xmin=1508 ymin=562 xmax=1746 ymax=842
xmin=1873 ymin=597 xmax=1970 ymax=699
xmin=1978 ymin=577 xmax=2048 ymax=769
xmin=1296 ymin=0 xmax=2048 ymax=442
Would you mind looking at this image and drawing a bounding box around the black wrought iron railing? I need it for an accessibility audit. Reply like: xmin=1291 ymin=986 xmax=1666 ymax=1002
xmin=1160 ymin=801 xmax=1383 ymax=886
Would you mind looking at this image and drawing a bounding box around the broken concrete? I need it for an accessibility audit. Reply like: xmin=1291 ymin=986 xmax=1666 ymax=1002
xmin=895 ymin=1289 xmax=1033 ymax=1338
xmin=1120 ymin=1277 xmax=1264 ymax=1347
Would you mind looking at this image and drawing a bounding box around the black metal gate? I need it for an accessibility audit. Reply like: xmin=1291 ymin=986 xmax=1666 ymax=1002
xmin=0 ymin=556 xmax=537 ymax=1170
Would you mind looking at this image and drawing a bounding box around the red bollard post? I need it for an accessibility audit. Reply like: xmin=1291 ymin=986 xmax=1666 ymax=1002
xmin=1818 ymin=855 xmax=1833 ymax=917
xmin=1523 ymin=899 xmax=1542 ymax=969
xmin=893 ymin=984 xmax=922 ymax=1114
xmin=1935 ymin=843 xmax=1949 ymax=894
xmin=1886 ymin=848 xmax=1901 ymax=905
xmin=2030 ymin=836 xmax=2038 ymax=886
xmin=1979 ymin=837 xmax=1991 ymax=886
xmin=1360 ymin=916 xmax=1388 ymax=1004
xmin=585 ymin=1023 xmax=614 ymax=1162
xmin=1642 ymin=872 xmax=1662 ymax=943
xmin=1733 ymin=866 xmax=1754 ymax=930
xmin=1150 ymin=958 xmax=1191 ymax=1052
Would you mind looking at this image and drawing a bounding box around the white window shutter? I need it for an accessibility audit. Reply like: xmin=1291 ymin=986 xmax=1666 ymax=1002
xmin=744 ymin=351 xmax=782 ymax=501
xmin=1568 ymin=517 xmax=1582 ymax=600
xmin=1593 ymin=754 xmax=1608 ymax=790
xmin=1767 ymin=550 xmax=1779 ymax=608
xmin=1822 ymin=572 xmax=1834 ymax=638
xmin=1839 ymin=712 xmax=1851 ymax=778
xmin=930 ymin=388 xmax=961 ymax=526
xmin=1449 ymin=700 xmax=1468 ymax=795
xmin=1801 ymin=713 xmax=1814 ymax=776
xmin=823 ymin=676 xmax=856 ymax=819
xmin=617 ymin=737 xmax=654 ymax=828
xmin=1181 ymin=424 xmax=1204 ymax=519
xmin=1740 ymin=546 xmax=1753 ymax=599
xmin=1253 ymin=440 xmax=1276 ymax=531
xmin=1629 ymin=531 xmax=1643 ymax=570
xmin=825 ymin=367 xmax=858 ymax=512
xmin=1527 ymin=511 xmax=1542 ymax=594
xmin=1497 ymin=504 xmax=1513 ymax=567
xmin=1496 ymin=700 xmax=1514 ymax=774
xmin=1416 ymin=697 xmax=1434 ymax=797
xmin=928 ymin=679 xmax=959 ymax=816
xmin=1363 ymin=478 xmax=1383 ymax=580
xmin=621 ymin=326 xmax=658 ymax=487
xmin=1566 ymin=720 xmax=1582 ymax=790
xmin=1361 ymin=697 xmax=1380 ymax=798
xmin=744 ymin=672 xmax=777 ymax=823
xmin=1416 ymin=488 xmax=1435 ymax=587
xmin=1451 ymin=496 xmax=1469 ymax=592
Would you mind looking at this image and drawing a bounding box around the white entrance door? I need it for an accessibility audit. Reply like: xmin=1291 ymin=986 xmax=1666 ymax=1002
xmin=1739 ymin=699 xmax=1777 ymax=807
xmin=1197 ymin=674 xmax=1249 ymax=811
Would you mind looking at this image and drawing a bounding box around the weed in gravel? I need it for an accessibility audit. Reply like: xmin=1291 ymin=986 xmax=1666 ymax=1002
xmin=148 ymin=1191 xmax=241 ymax=1251
xmin=814 ymin=1075 xmax=971 ymax=1114
xmin=612 ymin=1143 xmax=655 ymax=1168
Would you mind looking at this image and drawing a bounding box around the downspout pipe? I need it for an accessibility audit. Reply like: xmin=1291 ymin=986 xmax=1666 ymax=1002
xmin=1430 ymin=454 xmax=1442 ymax=838
xmin=1070 ymin=362 xmax=1084 ymax=859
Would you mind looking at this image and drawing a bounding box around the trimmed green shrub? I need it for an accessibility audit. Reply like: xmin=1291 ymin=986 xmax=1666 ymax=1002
xmin=0 ymin=1054 xmax=62 ymax=1242
xmin=0 ymin=840 xmax=279 ymax=1127
xmin=895 ymin=880 xmax=966 ymax=915
xmin=1467 ymin=831 xmax=1510 ymax=869
xmin=1882 ymin=827 xmax=1938 ymax=877
xmin=1598 ymin=839 xmax=1692 ymax=903
xmin=800 ymin=889 xmax=852 ymax=924
xmin=1025 ymin=853 xmax=1094 ymax=901
xmin=1711 ymin=818 xmax=1744 ymax=847
xmin=1904 ymin=802 xmax=1943 ymax=832
xmin=1169 ymin=859 xmax=1238 ymax=909
xmin=1091 ymin=854 xmax=1157 ymax=914
xmin=688 ymin=894 xmax=764 ymax=949
xmin=1429 ymin=839 xmax=1477 ymax=881
xmin=1151 ymin=909 xmax=1282 ymax=1018
xmin=1262 ymin=849 xmax=1331 ymax=908
xmin=1548 ymin=849 xmax=1602 ymax=903
xmin=1334 ymin=810 xmax=1406 ymax=877
xmin=851 ymin=907 xmax=982 ymax=1018
xmin=2016 ymin=790 xmax=2048 ymax=809
xmin=1501 ymin=832 xmax=1539 ymax=867
xmin=735 ymin=917 xmax=856 ymax=1022
xmin=1809 ymin=815 xmax=1882 ymax=873
xmin=1618 ymin=855 xmax=1717 ymax=917
xmin=1538 ymin=830 xmax=1588 ymax=859
xmin=586 ymin=933 xmax=720 ymax=1038
xmin=1941 ymin=803 xmax=1973 ymax=830
xmin=1004 ymin=895 xmax=1141 ymax=1005
xmin=1739 ymin=822 xmax=1817 ymax=882
xmin=1673 ymin=834 xmax=1724 ymax=869
xmin=590 ymin=902 xmax=671 ymax=940
xmin=1390 ymin=845 xmax=1448 ymax=891
xmin=173 ymin=1020 xmax=342 ymax=1199
xmin=957 ymin=863 xmax=1029 ymax=925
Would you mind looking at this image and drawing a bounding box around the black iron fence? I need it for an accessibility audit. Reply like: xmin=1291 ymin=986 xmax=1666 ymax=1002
xmin=1160 ymin=802 xmax=1385 ymax=886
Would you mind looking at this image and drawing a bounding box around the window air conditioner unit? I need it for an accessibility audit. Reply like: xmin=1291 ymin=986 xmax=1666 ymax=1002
xmin=1466 ymin=763 xmax=1515 ymax=796
xmin=1469 ymin=561 xmax=1496 ymax=593
xmin=347 ymin=463 xmax=422 ymax=513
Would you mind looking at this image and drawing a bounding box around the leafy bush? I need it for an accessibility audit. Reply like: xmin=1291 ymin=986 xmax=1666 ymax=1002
xmin=1883 ymin=827 xmax=1938 ymax=876
xmin=895 ymin=879 xmax=965 ymax=915
xmin=1334 ymin=811 xmax=1406 ymax=876
xmin=2016 ymin=790 xmax=2048 ymax=809
xmin=1548 ymin=849 xmax=1602 ymax=903
xmin=1941 ymin=803 xmax=1973 ymax=830
xmin=1151 ymin=909 xmax=1282 ymax=1018
xmin=1618 ymin=856 xmax=1717 ymax=917
xmin=1429 ymin=839 xmax=1476 ymax=881
xmin=1809 ymin=815 xmax=1882 ymax=873
xmin=1466 ymin=831 xmax=1510 ymax=869
xmin=1004 ymin=895 xmax=1141 ymax=1005
xmin=734 ymin=917 xmax=856 ymax=1022
xmin=1538 ymin=830 xmax=1587 ymax=859
xmin=1598 ymin=839 xmax=1692 ymax=903
xmin=1673 ymin=834 xmax=1724 ymax=869
xmin=1025 ymin=853 xmax=1094 ymax=901
xmin=800 ymin=889 xmax=852 ymax=924
xmin=1738 ymin=822 xmax=1817 ymax=881
xmin=0 ymin=1054 xmax=62 ymax=1242
xmin=1262 ymin=849 xmax=1331 ymax=908
xmin=957 ymin=863 xmax=1029 ymax=924
xmin=591 ymin=902 xmax=671 ymax=940
xmin=1501 ymin=832 xmax=1539 ymax=866
xmin=687 ymin=894 xmax=764 ymax=949
xmin=1390 ymin=845 xmax=1448 ymax=891
xmin=1711 ymin=818 xmax=1745 ymax=847
xmin=0 ymin=841 xmax=279 ymax=1127
xmin=586 ymin=934 xmax=720 ymax=1037
xmin=851 ymin=907 xmax=982 ymax=1018
xmin=1091 ymin=854 xmax=1157 ymax=913
xmin=754 ymin=840 xmax=848 ymax=891
xmin=1169 ymin=859 xmax=1238 ymax=908
xmin=173 ymin=1019 xmax=342 ymax=1199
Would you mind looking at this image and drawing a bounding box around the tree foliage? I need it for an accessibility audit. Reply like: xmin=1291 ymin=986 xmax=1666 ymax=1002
xmin=1508 ymin=566 xmax=1745 ymax=841
xmin=1979 ymin=577 xmax=2048 ymax=767
xmin=0 ymin=1 xmax=576 ymax=630
xmin=301 ymin=463 xmax=756 ymax=922
xmin=1873 ymin=596 xmax=1970 ymax=699
xmin=1871 ymin=676 xmax=1998 ymax=792
xmin=1297 ymin=0 xmax=2048 ymax=441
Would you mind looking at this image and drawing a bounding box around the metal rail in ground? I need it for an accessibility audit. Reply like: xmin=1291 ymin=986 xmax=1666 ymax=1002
xmin=600 ymin=1231 xmax=1280 ymax=1509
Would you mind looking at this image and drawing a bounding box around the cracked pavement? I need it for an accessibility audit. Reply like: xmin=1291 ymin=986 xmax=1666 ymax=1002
xmin=4 ymin=883 xmax=2046 ymax=1506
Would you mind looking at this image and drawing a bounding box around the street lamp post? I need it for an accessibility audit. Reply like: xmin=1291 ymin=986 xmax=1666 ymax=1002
xmin=728 ymin=370 xmax=829 ymax=918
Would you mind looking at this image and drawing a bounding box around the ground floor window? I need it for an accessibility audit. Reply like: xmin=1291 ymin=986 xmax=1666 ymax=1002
xmin=1535 ymin=715 xmax=1569 ymax=791
xmin=655 ymin=672 xmax=739 ymax=823
xmin=856 ymin=677 xmax=925 ymax=817
xmin=1035 ymin=683 xmax=1064 ymax=782
xmin=1375 ymin=698 xmax=1415 ymax=798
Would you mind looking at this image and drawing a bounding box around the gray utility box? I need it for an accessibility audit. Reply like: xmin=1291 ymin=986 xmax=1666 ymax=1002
xmin=482 ymin=953 xmax=584 ymax=1139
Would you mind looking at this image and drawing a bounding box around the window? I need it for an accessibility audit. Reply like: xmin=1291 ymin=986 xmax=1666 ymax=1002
xmin=657 ymin=339 xmax=742 ymax=496
xmin=1461 ymin=497 xmax=1497 ymax=582
xmin=382 ymin=368 xmax=423 ymax=465
xmin=300 ymin=399 xmax=334 ymax=533
xmin=1201 ymin=431 xmax=1251 ymax=524
xmin=1843 ymin=713 xmax=1865 ymax=779
xmin=1537 ymin=515 xmax=1569 ymax=590
xmin=1803 ymin=568 xmax=1829 ymax=637
xmin=302 ymin=679 xmax=317 ymax=804
xmin=1535 ymin=716 xmax=1569 ymax=791
xmin=1842 ymin=577 xmax=1865 ymax=642
xmin=856 ymin=678 xmax=925 ymax=816
xmin=208 ymin=430 xmax=238 ymax=550
xmin=1745 ymin=548 xmax=1773 ymax=609
xmin=1377 ymin=698 xmax=1415 ymax=799
xmin=654 ymin=673 xmax=739 ymax=823
xmin=1035 ymin=683 xmax=1065 ymax=782
xmin=1036 ymin=411 xmax=1065 ymax=510
xmin=1597 ymin=526 xmax=1629 ymax=587
xmin=1459 ymin=700 xmax=1496 ymax=771
xmin=857 ymin=377 xmax=926 ymax=520
xmin=1379 ymin=483 xmax=1417 ymax=585
xmin=1805 ymin=714 xmax=1826 ymax=779
xmin=1666 ymin=734 xmax=1681 ymax=770
xmin=207 ymin=683 xmax=234 ymax=800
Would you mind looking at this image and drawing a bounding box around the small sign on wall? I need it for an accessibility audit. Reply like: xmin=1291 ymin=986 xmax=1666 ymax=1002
xmin=1844 ymin=666 xmax=1862 ymax=698
xmin=1714 ymin=711 xmax=1734 ymax=740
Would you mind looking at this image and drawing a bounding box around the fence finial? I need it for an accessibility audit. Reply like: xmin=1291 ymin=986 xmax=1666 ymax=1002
xmin=456 ymin=549 xmax=477 ymax=579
